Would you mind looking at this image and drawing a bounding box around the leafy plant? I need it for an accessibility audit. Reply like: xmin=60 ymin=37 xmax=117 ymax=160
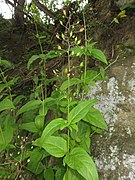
xmin=0 ymin=7 xmax=109 ymax=180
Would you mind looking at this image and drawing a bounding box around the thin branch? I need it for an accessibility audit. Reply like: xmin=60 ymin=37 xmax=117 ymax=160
xmin=32 ymin=0 xmax=56 ymax=19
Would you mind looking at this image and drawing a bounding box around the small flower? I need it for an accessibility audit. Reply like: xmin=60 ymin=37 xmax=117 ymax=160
xmin=56 ymin=33 xmax=60 ymax=39
xmin=27 ymin=159 xmax=30 ymax=163
xmin=80 ymin=27 xmax=84 ymax=32
xmin=63 ymin=9 xmax=66 ymax=16
xmin=66 ymin=71 xmax=74 ymax=77
xmin=21 ymin=145 xmax=24 ymax=149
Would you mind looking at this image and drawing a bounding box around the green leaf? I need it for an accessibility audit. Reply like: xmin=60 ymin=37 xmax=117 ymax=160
xmin=0 ymin=168 xmax=10 ymax=177
xmin=70 ymin=46 xmax=85 ymax=57
xmin=41 ymin=118 xmax=67 ymax=141
xmin=55 ymin=166 xmax=65 ymax=180
xmin=64 ymin=147 xmax=99 ymax=180
xmin=44 ymin=166 xmax=54 ymax=180
xmin=91 ymin=49 xmax=108 ymax=64
xmin=20 ymin=122 xmax=38 ymax=133
xmin=120 ymin=3 xmax=135 ymax=10
xmin=60 ymin=20 xmax=63 ymax=25
xmin=70 ymin=31 xmax=73 ymax=37
xmin=60 ymin=78 xmax=81 ymax=91
xmin=100 ymin=66 xmax=105 ymax=79
xmin=91 ymin=126 xmax=104 ymax=134
xmin=84 ymin=70 xmax=98 ymax=79
xmin=0 ymin=84 xmax=7 ymax=93
xmin=42 ymin=136 xmax=67 ymax=157
xmin=22 ymin=110 xmax=37 ymax=123
xmin=77 ymin=40 xmax=81 ymax=45
xmin=63 ymin=168 xmax=85 ymax=180
xmin=39 ymin=50 xmax=61 ymax=59
xmin=83 ymin=108 xmax=108 ymax=130
xmin=69 ymin=100 xmax=98 ymax=124
xmin=0 ymin=59 xmax=13 ymax=68
xmin=33 ymin=137 xmax=42 ymax=147
xmin=78 ymin=121 xmax=91 ymax=152
xmin=35 ymin=114 xmax=45 ymax=130
xmin=27 ymin=55 xmax=40 ymax=69
xmin=113 ymin=17 xmax=119 ymax=24
xmin=3 ymin=115 xmax=14 ymax=144
xmin=62 ymin=33 xmax=65 ymax=40
xmin=43 ymin=97 xmax=56 ymax=107
xmin=28 ymin=148 xmax=45 ymax=174
xmin=17 ymin=100 xmax=42 ymax=116
xmin=0 ymin=98 xmax=15 ymax=112
xmin=13 ymin=95 xmax=26 ymax=106
xmin=0 ymin=115 xmax=14 ymax=152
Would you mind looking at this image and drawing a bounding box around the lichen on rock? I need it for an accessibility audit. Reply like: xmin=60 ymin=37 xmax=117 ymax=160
xmin=89 ymin=56 xmax=135 ymax=179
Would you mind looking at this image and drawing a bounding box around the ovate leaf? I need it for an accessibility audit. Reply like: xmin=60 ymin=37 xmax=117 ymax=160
xmin=69 ymin=100 xmax=98 ymax=124
xmin=0 ymin=115 xmax=14 ymax=152
xmin=63 ymin=168 xmax=85 ymax=180
xmin=39 ymin=50 xmax=61 ymax=59
xmin=35 ymin=115 xmax=45 ymax=130
xmin=55 ymin=166 xmax=65 ymax=180
xmin=13 ymin=95 xmax=26 ymax=106
xmin=0 ymin=59 xmax=13 ymax=68
xmin=60 ymin=78 xmax=81 ymax=91
xmin=28 ymin=148 xmax=45 ymax=174
xmin=0 ymin=98 xmax=15 ymax=112
xmin=83 ymin=108 xmax=108 ymax=130
xmin=3 ymin=114 xmax=14 ymax=144
xmin=64 ymin=147 xmax=98 ymax=180
xmin=17 ymin=100 xmax=42 ymax=116
xmin=27 ymin=55 xmax=39 ymax=69
xmin=20 ymin=122 xmax=38 ymax=133
xmin=44 ymin=166 xmax=54 ymax=180
xmin=41 ymin=118 xmax=67 ymax=141
xmin=91 ymin=49 xmax=108 ymax=64
xmin=78 ymin=121 xmax=91 ymax=152
xmin=42 ymin=136 xmax=67 ymax=157
xmin=27 ymin=55 xmax=40 ymax=69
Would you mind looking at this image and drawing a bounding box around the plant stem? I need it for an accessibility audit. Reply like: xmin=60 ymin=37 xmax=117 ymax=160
xmin=67 ymin=16 xmax=72 ymax=153
xmin=34 ymin=20 xmax=46 ymax=115
xmin=67 ymin=46 xmax=71 ymax=153
xmin=83 ymin=11 xmax=87 ymax=82
xmin=82 ymin=11 xmax=87 ymax=99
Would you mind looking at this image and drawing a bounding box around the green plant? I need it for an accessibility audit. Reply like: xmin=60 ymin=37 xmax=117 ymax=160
xmin=113 ymin=3 xmax=135 ymax=24
xmin=0 ymin=9 xmax=109 ymax=180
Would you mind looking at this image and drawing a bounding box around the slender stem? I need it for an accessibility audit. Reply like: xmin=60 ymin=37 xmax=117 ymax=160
xmin=82 ymin=11 xmax=87 ymax=99
xmin=83 ymin=11 xmax=87 ymax=82
xmin=67 ymin=45 xmax=71 ymax=153
xmin=34 ymin=20 xmax=46 ymax=115
xmin=67 ymin=16 xmax=72 ymax=153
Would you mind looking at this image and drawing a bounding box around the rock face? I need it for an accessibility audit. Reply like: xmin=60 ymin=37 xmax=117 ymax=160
xmin=88 ymin=56 xmax=135 ymax=179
